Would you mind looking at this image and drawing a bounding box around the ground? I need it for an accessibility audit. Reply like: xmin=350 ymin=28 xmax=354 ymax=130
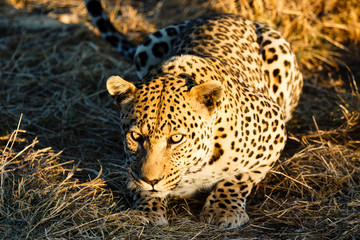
xmin=0 ymin=0 xmax=359 ymax=239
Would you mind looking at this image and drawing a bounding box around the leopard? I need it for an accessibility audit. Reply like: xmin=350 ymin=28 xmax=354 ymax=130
xmin=85 ymin=0 xmax=303 ymax=228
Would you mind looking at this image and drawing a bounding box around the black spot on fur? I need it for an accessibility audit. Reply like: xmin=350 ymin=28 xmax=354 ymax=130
xmin=273 ymin=84 xmax=278 ymax=93
xmin=224 ymin=182 xmax=234 ymax=187
xmin=262 ymin=40 xmax=272 ymax=47
xmin=273 ymin=69 xmax=280 ymax=77
xmin=152 ymin=42 xmax=169 ymax=58
xmin=218 ymin=203 xmax=227 ymax=209
xmin=86 ymin=1 xmax=103 ymax=17
xmin=105 ymin=35 xmax=119 ymax=47
xmin=121 ymin=39 xmax=134 ymax=51
xmin=138 ymin=52 xmax=148 ymax=67
xmin=267 ymin=54 xmax=278 ymax=64
xmin=143 ymin=38 xmax=152 ymax=46
xmin=166 ymin=27 xmax=178 ymax=36
xmin=96 ymin=18 xmax=116 ymax=33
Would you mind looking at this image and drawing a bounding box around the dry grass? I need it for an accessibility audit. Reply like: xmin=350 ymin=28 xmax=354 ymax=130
xmin=1 ymin=0 xmax=359 ymax=239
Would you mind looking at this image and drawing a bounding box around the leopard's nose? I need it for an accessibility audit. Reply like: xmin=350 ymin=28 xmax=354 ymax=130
xmin=143 ymin=177 xmax=162 ymax=187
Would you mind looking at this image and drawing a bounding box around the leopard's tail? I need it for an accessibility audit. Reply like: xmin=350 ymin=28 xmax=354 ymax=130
xmin=84 ymin=0 xmax=136 ymax=61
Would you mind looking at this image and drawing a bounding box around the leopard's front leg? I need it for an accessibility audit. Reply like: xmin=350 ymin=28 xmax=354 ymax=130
xmin=200 ymin=172 xmax=263 ymax=228
xmin=129 ymin=195 xmax=168 ymax=226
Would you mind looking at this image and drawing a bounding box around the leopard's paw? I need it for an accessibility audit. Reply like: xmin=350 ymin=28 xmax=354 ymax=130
xmin=200 ymin=206 xmax=249 ymax=228
xmin=119 ymin=209 xmax=168 ymax=226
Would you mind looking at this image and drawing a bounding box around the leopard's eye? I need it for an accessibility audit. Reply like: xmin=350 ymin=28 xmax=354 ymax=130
xmin=130 ymin=132 xmax=143 ymax=142
xmin=169 ymin=134 xmax=185 ymax=144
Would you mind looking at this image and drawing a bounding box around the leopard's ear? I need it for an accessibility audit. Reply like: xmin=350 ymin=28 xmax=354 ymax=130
xmin=106 ymin=75 xmax=137 ymax=106
xmin=188 ymin=80 xmax=223 ymax=114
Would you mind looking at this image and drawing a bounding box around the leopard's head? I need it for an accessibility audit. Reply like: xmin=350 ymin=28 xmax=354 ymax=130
xmin=107 ymin=74 xmax=224 ymax=197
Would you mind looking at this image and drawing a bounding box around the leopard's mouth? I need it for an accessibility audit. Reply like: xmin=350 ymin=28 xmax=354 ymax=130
xmin=129 ymin=170 xmax=181 ymax=194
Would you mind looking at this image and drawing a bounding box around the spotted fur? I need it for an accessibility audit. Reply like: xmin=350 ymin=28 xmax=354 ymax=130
xmin=85 ymin=0 xmax=303 ymax=228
